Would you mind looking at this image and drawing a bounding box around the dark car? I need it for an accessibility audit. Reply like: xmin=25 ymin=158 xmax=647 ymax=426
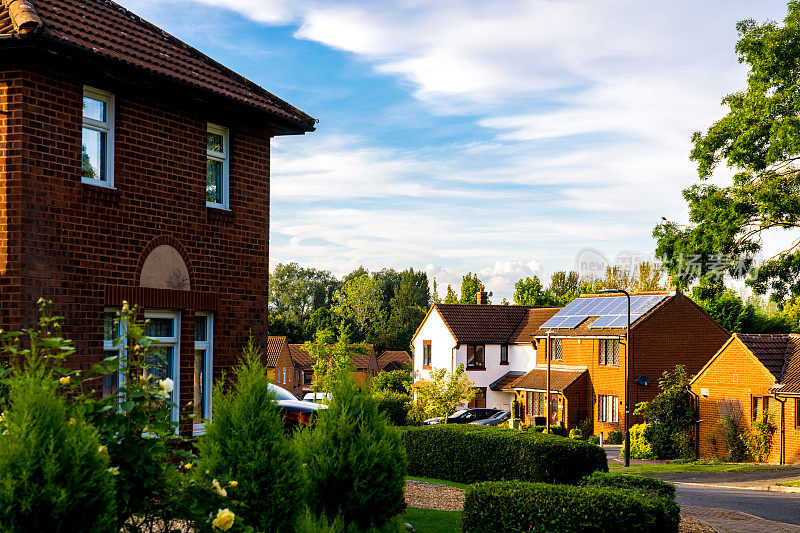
xmin=469 ymin=410 xmax=510 ymax=426
xmin=269 ymin=383 xmax=326 ymax=430
xmin=423 ymin=408 xmax=502 ymax=425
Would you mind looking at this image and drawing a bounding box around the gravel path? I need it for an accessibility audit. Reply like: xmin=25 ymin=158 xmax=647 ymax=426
xmin=404 ymin=480 xmax=715 ymax=532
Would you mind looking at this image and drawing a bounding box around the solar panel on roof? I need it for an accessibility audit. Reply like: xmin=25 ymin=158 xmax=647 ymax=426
xmin=541 ymin=316 xmax=567 ymax=329
xmin=588 ymin=315 xmax=617 ymax=328
xmin=558 ymin=316 xmax=586 ymax=328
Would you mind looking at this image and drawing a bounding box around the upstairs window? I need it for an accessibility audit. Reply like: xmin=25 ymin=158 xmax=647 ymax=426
xmin=467 ymin=344 xmax=485 ymax=369
xmin=550 ymin=339 xmax=563 ymax=361
xmin=599 ymin=339 xmax=619 ymax=366
xmin=422 ymin=341 xmax=432 ymax=367
xmin=500 ymin=344 xmax=509 ymax=364
xmin=82 ymin=87 xmax=114 ymax=187
xmin=206 ymin=124 xmax=229 ymax=208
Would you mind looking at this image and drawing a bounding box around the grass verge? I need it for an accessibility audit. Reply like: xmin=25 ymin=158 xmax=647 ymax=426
xmin=406 ymin=476 xmax=471 ymax=491
xmin=401 ymin=507 xmax=461 ymax=533
xmin=777 ymin=479 xmax=800 ymax=487
xmin=609 ymin=461 xmax=796 ymax=475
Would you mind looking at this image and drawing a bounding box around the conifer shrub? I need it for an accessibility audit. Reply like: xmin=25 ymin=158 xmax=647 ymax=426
xmin=0 ymin=364 xmax=115 ymax=533
xmin=196 ymin=338 xmax=305 ymax=532
xmin=297 ymin=374 xmax=407 ymax=531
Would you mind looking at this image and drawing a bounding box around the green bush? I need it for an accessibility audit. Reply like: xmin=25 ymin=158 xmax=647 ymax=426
xmin=582 ymin=471 xmax=676 ymax=500
xmin=196 ymin=338 xmax=305 ymax=532
xmin=0 ymin=364 xmax=115 ymax=533
xmin=529 ymin=424 xmax=567 ymax=437
xmin=588 ymin=435 xmax=600 ymax=445
xmin=569 ymin=429 xmax=583 ymax=439
xmin=401 ymin=425 xmax=607 ymax=485
xmin=373 ymin=390 xmax=411 ymax=426
xmin=294 ymin=508 xmax=407 ymax=533
xmin=297 ymin=375 xmax=407 ymax=530
xmin=462 ymin=481 xmax=679 ymax=533
xmin=577 ymin=418 xmax=593 ymax=439
xmin=629 ymin=423 xmax=656 ymax=459
xmin=606 ymin=430 xmax=623 ymax=444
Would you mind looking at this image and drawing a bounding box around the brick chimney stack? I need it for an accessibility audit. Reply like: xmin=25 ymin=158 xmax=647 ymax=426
xmin=477 ymin=285 xmax=489 ymax=305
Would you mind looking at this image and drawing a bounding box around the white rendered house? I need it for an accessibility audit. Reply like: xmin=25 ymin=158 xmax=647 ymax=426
xmin=411 ymin=288 xmax=560 ymax=410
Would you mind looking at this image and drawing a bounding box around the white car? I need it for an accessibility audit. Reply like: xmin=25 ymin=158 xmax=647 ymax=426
xmin=302 ymin=392 xmax=332 ymax=403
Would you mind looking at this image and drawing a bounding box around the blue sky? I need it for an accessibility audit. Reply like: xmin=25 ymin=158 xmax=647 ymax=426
xmin=124 ymin=0 xmax=789 ymax=301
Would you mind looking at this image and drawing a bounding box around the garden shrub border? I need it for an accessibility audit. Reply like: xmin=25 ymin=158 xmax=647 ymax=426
xmin=400 ymin=425 xmax=607 ymax=485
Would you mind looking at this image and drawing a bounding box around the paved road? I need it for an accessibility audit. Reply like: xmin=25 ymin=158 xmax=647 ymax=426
xmin=675 ymin=483 xmax=800 ymax=525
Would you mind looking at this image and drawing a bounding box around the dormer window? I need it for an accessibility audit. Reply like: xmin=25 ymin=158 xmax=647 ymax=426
xmin=81 ymin=86 xmax=114 ymax=187
xmin=206 ymin=124 xmax=229 ymax=209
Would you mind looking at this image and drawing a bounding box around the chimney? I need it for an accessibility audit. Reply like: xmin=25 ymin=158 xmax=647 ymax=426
xmin=477 ymin=285 xmax=489 ymax=305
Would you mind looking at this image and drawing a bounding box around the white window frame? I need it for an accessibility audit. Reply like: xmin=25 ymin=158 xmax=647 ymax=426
xmin=81 ymin=86 xmax=115 ymax=188
xmin=103 ymin=308 xmax=126 ymax=396
xmin=144 ymin=310 xmax=181 ymax=423
xmin=598 ymin=394 xmax=619 ymax=423
xmin=193 ymin=312 xmax=213 ymax=436
xmin=206 ymin=123 xmax=229 ymax=209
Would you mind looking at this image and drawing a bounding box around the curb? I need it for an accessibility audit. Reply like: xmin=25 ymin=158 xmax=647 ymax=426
xmin=674 ymin=481 xmax=800 ymax=493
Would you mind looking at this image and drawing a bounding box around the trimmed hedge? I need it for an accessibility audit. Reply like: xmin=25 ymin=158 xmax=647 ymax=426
xmin=530 ymin=425 xmax=568 ymax=437
xmin=400 ymin=425 xmax=607 ymax=485
xmin=581 ymin=471 xmax=676 ymax=500
xmin=462 ymin=481 xmax=680 ymax=533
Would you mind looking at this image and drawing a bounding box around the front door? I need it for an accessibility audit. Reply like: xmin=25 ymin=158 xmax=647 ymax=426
xmin=550 ymin=393 xmax=559 ymax=425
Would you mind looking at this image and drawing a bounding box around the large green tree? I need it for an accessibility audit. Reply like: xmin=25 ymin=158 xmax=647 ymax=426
xmin=385 ymin=269 xmax=430 ymax=351
xmin=459 ymin=272 xmax=484 ymax=304
xmin=514 ymin=276 xmax=553 ymax=306
xmin=655 ymin=4 xmax=800 ymax=302
xmin=331 ymin=273 xmax=385 ymax=341
xmin=268 ymin=262 xmax=339 ymax=322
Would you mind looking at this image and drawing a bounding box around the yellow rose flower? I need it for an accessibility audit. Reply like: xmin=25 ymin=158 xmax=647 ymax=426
xmin=229 ymin=480 xmax=238 ymax=488
xmin=98 ymin=445 xmax=108 ymax=457
xmin=68 ymin=417 xmax=76 ymax=426
xmin=108 ymin=466 xmax=120 ymax=476
xmin=205 ymin=469 xmax=210 ymax=475
xmin=212 ymin=479 xmax=227 ymax=498
xmin=212 ymin=508 xmax=235 ymax=531
xmin=184 ymin=462 xmax=193 ymax=470
xmin=59 ymin=376 xmax=70 ymax=386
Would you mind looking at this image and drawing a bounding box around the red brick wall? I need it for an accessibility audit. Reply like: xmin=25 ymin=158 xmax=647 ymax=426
xmin=692 ymin=339 xmax=800 ymax=464
xmin=1 ymin=59 xmax=273 ymax=433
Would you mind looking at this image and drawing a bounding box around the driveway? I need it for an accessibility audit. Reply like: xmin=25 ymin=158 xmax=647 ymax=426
xmin=676 ymin=484 xmax=800 ymax=527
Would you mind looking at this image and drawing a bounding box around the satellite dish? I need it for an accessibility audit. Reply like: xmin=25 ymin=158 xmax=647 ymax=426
xmin=489 ymin=292 xmax=493 ymax=297
xmin=635 ymin=375 xmax=650 ymax=386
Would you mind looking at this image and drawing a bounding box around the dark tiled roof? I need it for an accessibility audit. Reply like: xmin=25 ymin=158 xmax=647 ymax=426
xmin=435 ymin=303 xmax=558 ymax=344
xmin=0 ymin=0 xmax=315 ymax=132
xmin=489 ymin=371 xmax=525 ymax=391
xmin=506 ymin=368 xmax=587 ymax=392
xmin=377 ymin=350 xmax=411 ymax=370
xmin=738 ymin=334 xmax=793 ymax=381
xmin=510 ymin=307 xmax=562 ymax=343
xmin=266 ymin=336 xmax=287 ymax=367
xmin=289 ymin=344 xmax=375 ymax=370
xmin=777 ymin=337 xmax=800 ymax=394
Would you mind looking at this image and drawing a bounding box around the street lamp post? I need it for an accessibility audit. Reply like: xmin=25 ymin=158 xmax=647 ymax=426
xmin=601 ymin=288 xmax=631 ymax=467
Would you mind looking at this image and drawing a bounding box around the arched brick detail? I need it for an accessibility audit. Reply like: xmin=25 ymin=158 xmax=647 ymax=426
xmin=136 ymin=236 xmax=195 ymax=290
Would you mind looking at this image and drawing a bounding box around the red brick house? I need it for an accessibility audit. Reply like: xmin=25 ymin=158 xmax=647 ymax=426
xmin=287 ymin=343 xmax=379 ymax=397
xmin=691 ymin=334 xmax=800 ymax=464
xmin=0 ymin=0 xmax=314 ymax=434
xmin=267 ymin=336 xmax=299 ymax=393
xmin=507 ymin=291 xmax=729 ymax=439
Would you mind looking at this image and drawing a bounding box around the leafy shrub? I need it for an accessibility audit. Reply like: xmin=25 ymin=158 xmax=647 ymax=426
xmin=373 ymin=390 xmax=411 ymax=426
xmin=569 ymin=429 xmax=583 ymax=439
xmin=401 ymin=425 xmax=607 ymax=485
xmin=745 ymin=410 xmax=775 ymax=462
xmin=588 ymin=435 xmax=601 ymax=445
xmin=718 ymin=416 xmax=747 ymax=462
xmin=633 ymin=366 xmax=694 ymax=459
xmin=462 ymin=481 xmax=679 ymax=533
xmin=196 ymin=338 xmax=305 ymax=532
xmin=370 ymin=370 xmax=411 ymax=394
xmin=529 ymin=424 xmax=567 ymax=437
xmin=297 ymin=375 xmax=407 ymax=530
xmin=581 ymin=471 xmax=676 ymax=500
xmin=606 ymin=430 xmax=623 ymax=444
xmin=294 ymin=509 xmax=407 ymax=533
xmin=577 ymin=418 xmax=593 ymax=439
xmin=0 ymin=363 xmax=115 ymax=532
xmin=628 ymin=423 xmax=656 ymax=459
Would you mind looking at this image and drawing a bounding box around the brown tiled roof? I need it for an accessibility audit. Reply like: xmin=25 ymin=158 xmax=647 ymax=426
xmin=434 ymin=303 xmax=559 ymax=344
xmin=489 ymin=371 xmax=525 ymax=391
xmin=266 ymin=336 xmax=287 ymax=367
xmin=738 ymin=334 xmax=793 ymax=381
xmin=377 ymin=350 xmax=411 ymax=369
xmin=0 ymin=0 xmax=315 ymax=132
xmin=510 ymin=307 xmax=562 ymax=344
xmin=777 ymin=337 xmax=800 ymax=395
xmin=289 ymin=343 xmax=375 ymax=370
xmin=505 ymin=368 xmax=587 ymax=392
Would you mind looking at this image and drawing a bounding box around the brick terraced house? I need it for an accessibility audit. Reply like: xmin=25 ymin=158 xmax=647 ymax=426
xmin=0 ymin=0 xmax=314 ymax=434
xmin=691 ymin=334 xmax=800 ymax=464
xmin=507 ymin=290 xmax=729 ymax=440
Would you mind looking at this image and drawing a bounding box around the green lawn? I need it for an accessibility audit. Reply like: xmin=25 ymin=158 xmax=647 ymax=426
xmin=406 ymin=476 xmax=471 ymax=490
xmin=778 ymin=479 xmax=800 ymax=487
xmin=401 ymin=507 xmax=461 ymax=533
xmin=609 ymin=461 xmax=796 ymax=475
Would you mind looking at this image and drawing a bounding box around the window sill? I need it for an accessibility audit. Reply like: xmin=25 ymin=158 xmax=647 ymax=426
xmin=421 ymin=365 xmax=432 ymax=370
xmin=500 ymin=361 xmax=509 ymax=365
xmin=82 ymin=181 xmax=120 ymax=203
xmin=466 ymin=366 xmax=486 ymax=371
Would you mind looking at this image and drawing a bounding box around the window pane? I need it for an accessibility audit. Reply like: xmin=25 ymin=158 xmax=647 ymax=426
xmin=145 ymin=318 xmax=174 ymax=338
xmin=195 ymin=316 xmax=207 ymax=342
xmin=206 ymin=159 xmax=223 ymax=203
xmin=475 ymin=345 xmax=485 ymax=366
xmin=83 ymin=96 xmax=106 ymax=121
xmin=82 ymin=128 xmax=106 ymax=180
xmin=194 ymin=349 xmax=206 ymax=418
xmin=207 ymin=132 xmax=223 ymax=153
xmin=145 ymin=346 xmax=173 ymax=384
xmin=104 ymin=312 xmax=118 ymax=341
